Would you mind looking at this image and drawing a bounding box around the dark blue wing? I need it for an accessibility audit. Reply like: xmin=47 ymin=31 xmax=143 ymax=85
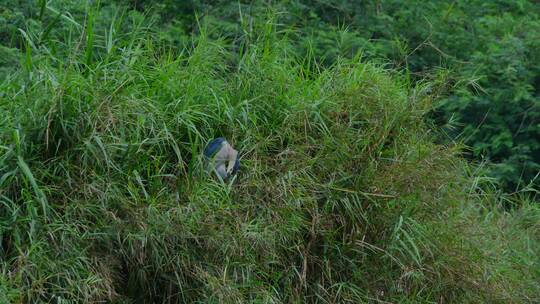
xmin=203 ymin=137 xmax=225 ymax=158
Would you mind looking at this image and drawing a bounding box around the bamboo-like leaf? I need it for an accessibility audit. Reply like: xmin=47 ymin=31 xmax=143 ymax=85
xmin=85 ymin=8 xmax=95 ymax=66
xmin=17 ymin=156 xmax=48 ymax=217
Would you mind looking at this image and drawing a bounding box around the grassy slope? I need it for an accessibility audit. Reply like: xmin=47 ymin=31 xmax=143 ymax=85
xmin=0 ymin=13 xmax=539 ymax=303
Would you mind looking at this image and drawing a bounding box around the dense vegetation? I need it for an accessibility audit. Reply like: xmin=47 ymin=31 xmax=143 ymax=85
xmin=295 ymin=0 xmax=540 ymax=191
xmin=101 ymin=0 xmax=540 ymax=191
xmin=1 ymin=1 xmax=539 ymax=303
xmin=2 ymin=0 xmax=539 ymax=192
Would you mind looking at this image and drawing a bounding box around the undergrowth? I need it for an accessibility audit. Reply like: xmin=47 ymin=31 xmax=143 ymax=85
xmin=0 ymin=9 xmax=539 ymax=304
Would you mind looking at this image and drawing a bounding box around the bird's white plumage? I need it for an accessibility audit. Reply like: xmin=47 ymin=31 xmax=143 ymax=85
xmin=208 ymin=140 xmax=238 ymax=179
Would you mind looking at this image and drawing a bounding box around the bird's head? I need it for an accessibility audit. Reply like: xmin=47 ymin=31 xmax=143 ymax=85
xmin=203 ymin=137 xmax=226 ymax=159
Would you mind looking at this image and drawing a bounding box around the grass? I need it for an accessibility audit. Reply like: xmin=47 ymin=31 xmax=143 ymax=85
xmin=0 ymin=7 xmax=539 ymax=303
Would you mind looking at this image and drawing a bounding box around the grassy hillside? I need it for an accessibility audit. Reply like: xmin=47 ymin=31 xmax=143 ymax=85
xmin=0 ymin=9 xmax=539 ymax=303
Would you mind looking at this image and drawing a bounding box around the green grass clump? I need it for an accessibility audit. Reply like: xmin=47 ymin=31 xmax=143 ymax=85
xmin=0 ymin=11 xmax=539 ymax=303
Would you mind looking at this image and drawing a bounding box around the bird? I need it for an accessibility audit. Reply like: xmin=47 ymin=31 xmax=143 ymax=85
xmin=203 ymin=137 xmax=240 ymax=180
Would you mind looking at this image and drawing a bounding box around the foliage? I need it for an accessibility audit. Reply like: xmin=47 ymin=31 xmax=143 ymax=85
xmin=0 ymin=3 xmax=539 ymax=302
xmin=122 ymin=0 xmax=540 ymax=191
xmin=2 ymin=0 xmax=539 ymax=191
xmin=285 ymin=0 xmax=540 ymax=190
